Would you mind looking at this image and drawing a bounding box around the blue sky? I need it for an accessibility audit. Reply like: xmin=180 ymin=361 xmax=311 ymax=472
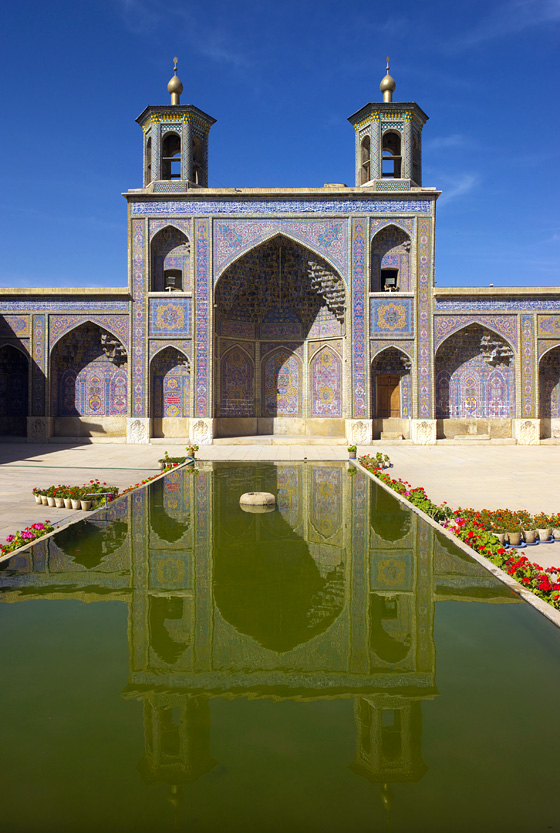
xmin=1 ymin=0 xmax=559 ymax=288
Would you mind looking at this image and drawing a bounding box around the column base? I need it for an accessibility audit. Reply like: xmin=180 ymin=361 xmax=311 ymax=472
xmin=127 ymin=418 xmax=151 ymax=444
xmin=410 ymin=419 xmax=437 ymax=445
xmin=514 ymin=419 xmax=540 ymax=445
xmin=191 ymin=418 xmax=214 ymax=445
xmin=346 ymin=419 xmax=372 ymax=445
xmin=27 ymin=417 xmax=53 ymax=443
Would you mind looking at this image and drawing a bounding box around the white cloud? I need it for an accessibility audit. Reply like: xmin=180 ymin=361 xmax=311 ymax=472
xmin=437 ymin=173 xmax=480 ymax=204
xmin=424 ymin=134 xmax=469 ymax=151
xmin=450 ymin=0 xmax=560 ymax=49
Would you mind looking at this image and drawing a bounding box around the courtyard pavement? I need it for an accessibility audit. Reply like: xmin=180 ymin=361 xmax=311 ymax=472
xmin=0 ymin=440 xmax=559 ymax=569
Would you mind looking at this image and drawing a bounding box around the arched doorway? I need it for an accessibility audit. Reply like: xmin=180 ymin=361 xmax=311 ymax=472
xmin=150 ymin=346 xmax=190 ymax=438
xmin=371 ymin=347 xmax=412 ymax=439
xmin=539 ymin=345 xmax=560 ymax=440
xmin=214 ymin=235 xmax=346 ymax=437
xmin=435 ymin=324 xmax=515 ymax=438
xmin=50 ymin=322 xmax=128 ymax=437
xmin=0 ymin=344 xmax=28 ymax=436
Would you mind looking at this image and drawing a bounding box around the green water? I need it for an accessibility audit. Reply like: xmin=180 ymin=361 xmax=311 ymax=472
xmin=1 ymin=462 xmax=559 ymax=833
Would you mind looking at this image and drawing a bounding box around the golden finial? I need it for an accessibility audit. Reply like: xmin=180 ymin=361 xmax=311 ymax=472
xmin=167 ymin=57 xmax=184 ymax=105
xmin=380 ymin=56 xmax=396 ymax=103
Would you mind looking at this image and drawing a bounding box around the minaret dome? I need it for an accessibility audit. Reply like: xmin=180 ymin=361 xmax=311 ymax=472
xmin=167 ymin=57 xmax=184 ymax=105
xmin=379 ymin=56 xmax=396 ymax=103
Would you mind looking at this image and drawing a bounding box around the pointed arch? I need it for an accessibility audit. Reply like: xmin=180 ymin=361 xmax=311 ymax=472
xmin=434 ymin=323 xmax=515 ymax=419
xmin=371 ymin=346 xmax=412 ymax=419
xmin=214 ymin=229 xmax=347 ymax=287
xmin=150 ymin=225 xmax=191 ymax=292
xmin=50 ymin=321 xmax=128 ymax=417
xmin=539 ymin=344 xmax=560 ymax=421
xmin=262 ymin=346 xmax=302 ymax=417
xmin=219 ymin=344 xmax=254 ymax=417
xmin=370 ymin=224 xmax=411 ymax=292
xmin=150 ymin=346 xmax=190 ymax=420
xmin=310 ymin=346 xmax=342 ymax=417
xmin=49 ymin=316 xmax=130 ymax=351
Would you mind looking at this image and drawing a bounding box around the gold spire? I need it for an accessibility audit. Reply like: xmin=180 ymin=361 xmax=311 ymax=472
xmin=380 ymin=56 xmax=396 ymax=103
xmin=167 ymin=57 xmax=184 ymax=105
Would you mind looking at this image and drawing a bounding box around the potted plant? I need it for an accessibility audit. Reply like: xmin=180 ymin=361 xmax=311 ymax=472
xmin=69 ymin=486 xmax=83 ymax=510
xmin=348 ymin=445 xmax=357 ymax=459
xmin=533 ymin=513 xmax=552 ymax=542
xmin=507 ymin=525 xmax=523 ymax=547
xmin=186 ymin=444 xmax=199 ymax=461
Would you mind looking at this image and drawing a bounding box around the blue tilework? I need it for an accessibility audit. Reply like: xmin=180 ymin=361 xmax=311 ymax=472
xmin=130 ymin=199 xmax=432 ymax=216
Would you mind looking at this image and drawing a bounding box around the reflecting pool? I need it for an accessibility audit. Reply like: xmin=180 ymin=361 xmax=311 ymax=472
xmin=1 ymin=462 xmax=560 ymax=832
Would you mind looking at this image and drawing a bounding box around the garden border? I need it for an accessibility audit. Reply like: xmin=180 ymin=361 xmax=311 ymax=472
xmin=0 ymin=460 xmax=195 ymax=566
xmin=351 ymin=459 xmax=560 ymax=631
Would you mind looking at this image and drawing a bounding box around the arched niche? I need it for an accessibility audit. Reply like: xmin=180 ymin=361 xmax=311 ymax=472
xmin=150 ymin=226 xmax=191 ymax=292
xmin=381 ymin=130 xmax=402 ymax=178
xmin=539 ymin=345 xmax=560 ymax=439
xmin=371 ymin=225 xmax=411 ymax=292
xmin=0 ymin=344 xmax=28 ymax=436
xmin=310 ymin=346 xmax=342 ymax=418
xmin=219 ymin=345 xmax=254 ymax=418
xmin=435 ymin=324 xmax=515 ymax=437
xmin=214 ymin=234 xmax=346 ymax=437
xmin=50 ymin=322 xmax=127 ymax=437
xmin=262 ymin=347 xmax=301 ymax=417
xmin=150 ymin=346 xmax=190 ymax=438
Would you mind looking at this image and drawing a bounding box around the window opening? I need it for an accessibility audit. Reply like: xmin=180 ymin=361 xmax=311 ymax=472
xmin=164 ymin=269 xmax=182 ymax=291
xmin=162 ymin=132 xmax=181 ymax=180
xmin=381 ymin=131 xmax=402 ymax=178
xmin=360 ymin=136 xmax=370 ymax=184
xmin=381 ymin=268 xmax=399 ymax=291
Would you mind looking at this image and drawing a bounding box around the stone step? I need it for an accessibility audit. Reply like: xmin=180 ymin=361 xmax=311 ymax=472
xmin=213 ymin=435 xmax=348 ymax=445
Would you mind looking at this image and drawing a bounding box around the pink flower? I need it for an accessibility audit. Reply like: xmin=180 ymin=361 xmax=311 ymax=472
xmin=6 ymin=535 xmax=14 ymax=543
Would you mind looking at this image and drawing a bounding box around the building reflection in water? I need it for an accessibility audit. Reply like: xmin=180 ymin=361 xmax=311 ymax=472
xmin=0 ymin=463 xmax=518 ymax=820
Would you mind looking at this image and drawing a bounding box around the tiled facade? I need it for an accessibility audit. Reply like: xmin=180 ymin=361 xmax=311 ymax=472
xmin=1 ymin=80 xmax=559 ymax=444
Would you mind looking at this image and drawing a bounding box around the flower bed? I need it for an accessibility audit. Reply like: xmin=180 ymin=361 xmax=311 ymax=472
xmin=0 ymin=521 xmax=55 ymax=559
xmin=359 ymin=454 xmax=560 ymax=611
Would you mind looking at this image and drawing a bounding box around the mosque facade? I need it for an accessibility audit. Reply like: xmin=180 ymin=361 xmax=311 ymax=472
xmin=1 ymin=62 xmax=559 ymax=446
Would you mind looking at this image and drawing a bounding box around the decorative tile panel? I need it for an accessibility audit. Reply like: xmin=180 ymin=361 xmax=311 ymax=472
xmin=149 ymin=298 xmax=191 ymax=337
xmin=262 ymin=348 xmax=301 ymax=416
xmin=370 ymin=298 xmax=414 ymax=337
xmin=31 ymin=314 xmax=46 ymax=416
xmin=434 ymin=315 xmax=517 ymax=350
xmin=538 ymin=338 xmax=560 ymax=359
xmin=0 ymin=315 xmax=29 ymax=337
xmin=537 ymin=315 xmax=560 ymax=338
xmin=131 ymin=198 xmax=432 ymax=216
xmin=370 ymin=339 xmax=414 ymax=357
xmin=521 ymin=315 xmax=535 ymax=417
xmin=149 ymin=339 xmax=190 ymax=360
xmin=132 ymin=218 xmax=147 ymax=416
xmin=0 ymin=301 xmax=128 ymax=312
xmin=436 ymin=299 xmax=560 ymax=311
xmin=214 ymin=218 xmax=348 ymax=278
xmin=351 ymin=219 xmax=367 ymax=418
xmin=194 ymin=218 xmax=211 ymax=417
xmin=417 ymin=218 xmax=432 ymax=417
xmin=220 ymin=320 xmax=255 ymax=339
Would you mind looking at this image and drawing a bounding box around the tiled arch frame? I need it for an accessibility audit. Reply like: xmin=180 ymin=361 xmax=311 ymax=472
xmin=213 ymin=228 xmax=349 ymax=288
xmin=537 ymin=341 xmax=560 ymax=420
xmin=433 ymin=315 xmax=518 ymax=352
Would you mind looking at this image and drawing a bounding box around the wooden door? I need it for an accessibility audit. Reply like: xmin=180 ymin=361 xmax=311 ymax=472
xmin=376 ymin=375 xmax=400 ymax=418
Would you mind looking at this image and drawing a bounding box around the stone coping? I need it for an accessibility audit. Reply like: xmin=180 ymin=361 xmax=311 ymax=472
xmin=351 ymin=459 xmax=560 ymax=631
xmin=0 ymin=461 xmax=189 ymax=567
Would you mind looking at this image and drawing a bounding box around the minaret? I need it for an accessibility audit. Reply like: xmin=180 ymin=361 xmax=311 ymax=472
xmin=348 ymin=58 xmax=428 ymax=188
xmin=136 ymin=58 xmax=216 ymax=189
